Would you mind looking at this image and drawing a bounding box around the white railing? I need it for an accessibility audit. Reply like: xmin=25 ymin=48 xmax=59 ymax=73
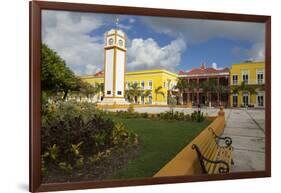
xmin=232 ymin=80 xmax=264 ymax=85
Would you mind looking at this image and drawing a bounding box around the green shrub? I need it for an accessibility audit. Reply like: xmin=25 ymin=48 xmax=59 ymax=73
xmin=111 ymin=122 xmax=138 ymax=146
xmin=191 ymin=111 xmax=205 ymax=122
xmin=58 ymin=162 xmax=73 ymax=174
xmin=173 ymin=111 xmax=180 ymax=120
xmin=127 ymin=104 xmax=135 ymax=113
xmin=141 ymin=112 xmax=148 ymax=118
xmin=168 ymin=96 xmax=177 ymax=106
xmin=184 ymin=114 xmax=191 ymax=121
xmin=41 ymin=102 xmax=139 ymax=179
xmin=41 ymin=101 xmax=99 ymax=127
xmin=157 ymin=110 xmax=205 ymax=122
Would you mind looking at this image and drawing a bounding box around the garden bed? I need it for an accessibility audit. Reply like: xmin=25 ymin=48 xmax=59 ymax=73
xmin=42 ymin=145 xmax=140 ymax=183
xmin=41 ymin=102 xmax=210 ymax=182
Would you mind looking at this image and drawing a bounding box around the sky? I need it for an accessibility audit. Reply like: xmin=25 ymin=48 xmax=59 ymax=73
xmin=42 ymin=10 xmax=265 ymax=75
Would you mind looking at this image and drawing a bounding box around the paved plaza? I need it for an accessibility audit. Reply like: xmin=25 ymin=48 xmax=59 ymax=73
xmin=106 ymin=107 xmax=265 ymax=172
xmin=222 ymin=108 xmax=265 ymax=172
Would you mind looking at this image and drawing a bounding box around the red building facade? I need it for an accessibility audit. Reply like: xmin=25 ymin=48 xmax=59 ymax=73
xmin=179 ymin=64 xmax=230 ymax=107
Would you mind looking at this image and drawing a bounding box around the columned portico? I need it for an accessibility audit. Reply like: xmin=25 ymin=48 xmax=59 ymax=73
xmin=179 ymin=64 xmax=230 ymax=107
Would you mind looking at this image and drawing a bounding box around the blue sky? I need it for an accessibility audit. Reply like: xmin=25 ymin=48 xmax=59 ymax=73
xmin=42 ymin=10 xmax=265 ymax=75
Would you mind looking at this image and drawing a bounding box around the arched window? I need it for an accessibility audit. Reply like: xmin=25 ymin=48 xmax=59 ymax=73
xmin=108 ymin=38 xmax=114 ymax=45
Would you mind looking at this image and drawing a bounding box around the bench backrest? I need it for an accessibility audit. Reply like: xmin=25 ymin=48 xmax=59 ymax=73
xmin=154 ymin=115 xmax=225 ymax=177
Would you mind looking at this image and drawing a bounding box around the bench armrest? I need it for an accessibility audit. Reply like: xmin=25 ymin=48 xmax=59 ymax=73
xmin=208 ymin=127 xmax=232 ymax=147
xmin=192 ymin=144 xmax=230 ymax=174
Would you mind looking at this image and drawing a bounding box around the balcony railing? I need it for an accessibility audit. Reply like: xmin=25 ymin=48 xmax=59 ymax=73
xmin=232 ymin=80 xmax=264 ymax=85
xmin=125 ymin=86 xmax=152 ymax=90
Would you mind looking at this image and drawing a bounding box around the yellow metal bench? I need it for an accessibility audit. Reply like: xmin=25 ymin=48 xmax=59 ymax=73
xmin=192 ymin=127 xmax=234 ymax=174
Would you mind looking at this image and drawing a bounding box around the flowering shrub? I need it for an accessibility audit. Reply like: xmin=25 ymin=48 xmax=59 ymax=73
xmin=41 ymin=102 xmax=139 ymax=182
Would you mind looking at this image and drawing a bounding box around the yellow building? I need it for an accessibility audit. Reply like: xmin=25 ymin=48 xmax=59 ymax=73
xmin=230 ymin=61 xmax=265 ymax=108
xmin=80 ymin=69 xmax=178 ymax=105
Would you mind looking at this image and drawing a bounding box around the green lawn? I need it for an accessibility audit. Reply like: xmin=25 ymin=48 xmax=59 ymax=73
xmin=109 ymin=118 xmax=211 ymax=179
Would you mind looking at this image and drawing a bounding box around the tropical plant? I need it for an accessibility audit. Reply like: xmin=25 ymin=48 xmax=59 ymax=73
xmin=46 ymin=144 xmax=59 ymax=160
xmin=78 ymin=81 xmax=96 ymax=99
xmin=154 ymin=86 xmax=165 ymax=104
xmin=247 ymin=85 xmax=258 ymax=105
xmin=94 ymin=83 xmax=104 ymax=101
xmin=168 ymin=96 xmax=177 ymax=106
xmin=70 ymin=142 xmax=83 ymax=157
xmin=216 ymin=84 xmax=229 ymax=105
xmin=175 ymin=78 xmax=188 ymax=104
xmin=239 ymin=81 xmax=248 ymax=92
xmin=125 ymin=90 xmax=133 ymax=102
xmin=191 ymin=111 xmax=205 ymax=122
xmin=158 ymin=110 xmax=205 ymax=122
xmin=208 ymin=79 xmax=217 ymax=104
xmin=187 ymin=81 xmax=198 ymax=104
xmin=230 ymin=85 xmax=240 ymax=94
xmin=127 ymin=103 xmax=135 ymax=113
xmin=142 ymin=90 xmax=152 ymax=97
xmin=41 ymin=105 xmax=139 ymax=180
xmin=258 ymin=84 xmax=265 ymax=91
xmin=200 ymin=81 xmax=209 ymax=105
xmin=58 ymin=162 xmax=73 ymax=174
xmin=126 ymin=82 xmax=142 ymax=103
xmin=231 ymin=81 xmax=259 ymax=106
xmin=142 ymin=90 xmax=152 ymax=104
xmin=111 ymin=122 xmax=138 ymax=146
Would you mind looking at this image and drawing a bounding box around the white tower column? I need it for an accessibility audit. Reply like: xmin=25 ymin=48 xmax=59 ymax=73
xmin=99 ymin=28 xmax=129 ymax=105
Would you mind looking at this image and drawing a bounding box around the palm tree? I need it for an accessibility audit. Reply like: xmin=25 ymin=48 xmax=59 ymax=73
xmin=258 ymin=84 xmax=265 ymax=92
xmin=129 ymin=82 xmax=142 ymax=104
xmin=230 ymin=85 xmax=240 ymax=95
xmin=200 ymin=81 xmax=209 ymax=105
xmin=125 ymin=89 xmax=133 ymax=102
xmin=78 ymin=81 xmax=96 ymax=102
xmin=239 ymin=81 xmax=248 ymax=92
xmin=238 ymin=81 xmax=257 ymax=106
xmin=175 ymin=78 xmax=188 ymax=105
xmin=247 ymin=85 xmax=257 ymax=105
xmin=187 ymin=81 xmax=197 ymax=105
xmin=216 ymin=84 xmax=228 ymax=106
xmin=154 ymin=86 xmax=165 ymax=104
xmin=94 ymin=83 xmax=104 ymax=101
xmin=208 ymin=79 xmax=217 ymax=106
xmin=142 ymin=90 xmax=152 ymax=104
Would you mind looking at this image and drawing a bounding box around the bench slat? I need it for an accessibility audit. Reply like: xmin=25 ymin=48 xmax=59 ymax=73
xmin=213 ymin=147 xmax=232 ymax=173
xmin=205 ymin=141 xmax=219 ymax=172
xmin=192 ymin=128 xmax=233 ymax=174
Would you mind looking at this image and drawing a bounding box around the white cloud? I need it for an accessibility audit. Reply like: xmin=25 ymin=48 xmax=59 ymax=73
xmin=42 ymin=10 xmax=186 ymax=75
xmin=142 ymin=17 xmax=265 ymax=45
xmin=42 ymin=10 xmax=105 ymax=75
xmin=42 ymin=10 xmax=265 ymax=76
xmin=129 ymin=18 xmax=136 ymax=23
xmin=212 ymin=62 xmax=217 ymax=69
xmin=142 ymin=16 xmax=265 ymax=63
xmin=118 ymin=24 xmax=132 ymax=30
xmin=127 ymin=38 xmax=186 ymax=72
xmin=231 ymin=41 xmax=265 ymax=62
xmin=247 ymin=42 xmax=265 ymax=61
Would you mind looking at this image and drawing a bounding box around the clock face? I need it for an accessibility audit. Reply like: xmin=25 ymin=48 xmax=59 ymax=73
xmin=108 ymin=38 xmax=114 ymax=45
xmin=118 ymin=39 xmax=123 ymax=47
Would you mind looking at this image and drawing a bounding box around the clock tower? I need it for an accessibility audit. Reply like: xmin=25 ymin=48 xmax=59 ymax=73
xmin=99 ymin=25 xmax=129 ymax=105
